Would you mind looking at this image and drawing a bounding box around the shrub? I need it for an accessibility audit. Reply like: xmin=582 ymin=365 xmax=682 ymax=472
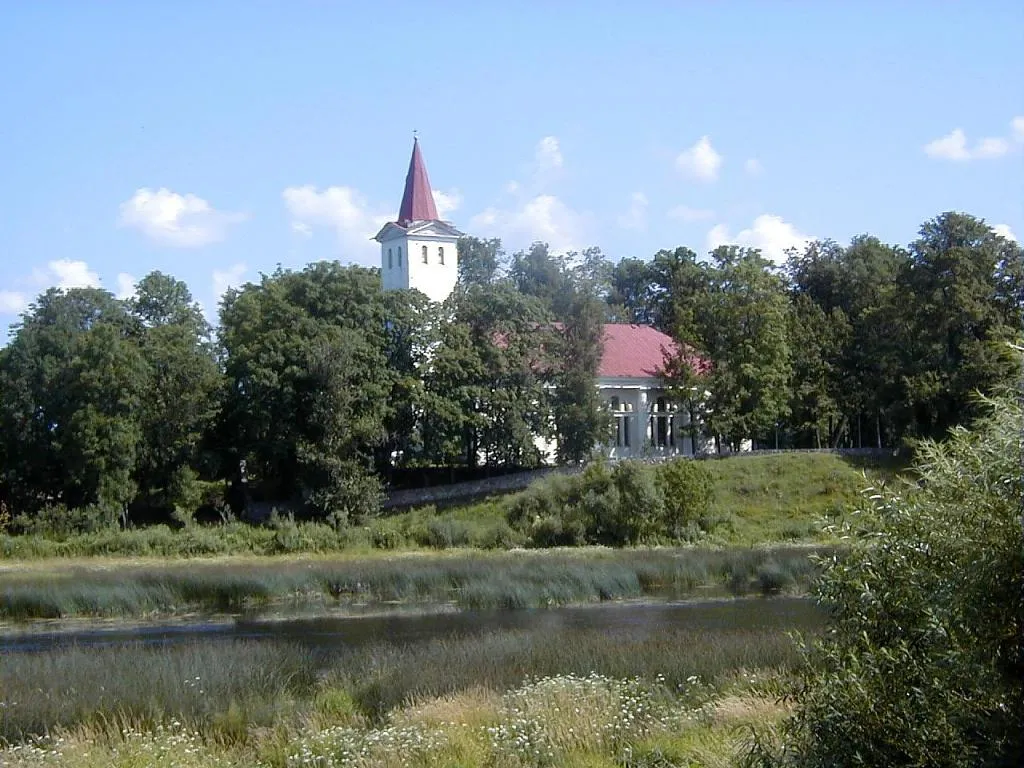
xmin=656 ymin=459 xmax=714 ymax=538
xmin=747 ymin=391 xmax=1023 ymax=767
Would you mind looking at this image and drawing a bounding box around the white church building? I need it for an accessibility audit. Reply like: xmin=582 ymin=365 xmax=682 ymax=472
xmin=375 ymin=139 xmax=715 ymax=459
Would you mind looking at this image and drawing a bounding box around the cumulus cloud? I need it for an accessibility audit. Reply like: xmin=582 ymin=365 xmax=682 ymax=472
xmin=706 ymin=214 xmax=814 ymax=264
xmin=667 ymin=205 xmax=715 ymax=222
xmin=1013 ymin=116 xmax=1024 ymax=143
xmin=466 ymin=135 xmax=588 ymax=253
xmin=471 ymin=194 xmax=585 ymax=254
xmin=535 ymin=136 xmax=564 ymax=174
xmin=924 ymin=117 xmax=1023 ymax=161
xmin=676 ymin=136 xmax=722 ymax=182
xmin=119 ymin=188 xmax=246 ymax=247
xmin=32 ymin=259 xmax=101 ymax=290
xmin=282 ymin=185 xmax=391 ymax=263
xmin=617 ymin=192 xmax=648 ymax=231
xmin=0 ymin=291 xmax=28 ymax=314
xmin=2 ymin=259 xmax=104 ymax=318
xmin=993 ymin=223 xmax=1017 ymax=242
xmin=432 ymin=189 xmax=462 ymax=219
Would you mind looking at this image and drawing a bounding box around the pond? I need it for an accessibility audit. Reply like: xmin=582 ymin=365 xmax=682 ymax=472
xmin=0 ymin=595 xmax=825 ymax=654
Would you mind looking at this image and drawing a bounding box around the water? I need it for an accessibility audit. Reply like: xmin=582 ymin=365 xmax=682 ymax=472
xmin=0 ymin=596 xmax=824 ymax=654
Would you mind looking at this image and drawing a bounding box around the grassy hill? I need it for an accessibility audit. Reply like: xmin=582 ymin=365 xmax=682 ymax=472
xmin=702 ymin=452 xmax=907 ymax=544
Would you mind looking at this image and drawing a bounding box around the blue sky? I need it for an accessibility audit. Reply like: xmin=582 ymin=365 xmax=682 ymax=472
xmin=1 ymin=2 xmax=1022 ymax=334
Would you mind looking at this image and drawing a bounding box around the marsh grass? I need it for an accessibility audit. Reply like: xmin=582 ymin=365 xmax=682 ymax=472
xmin=1 ymin=598 xmax=822 ymax=745
xmin=1 ymin=546 xmax=831 ymax=620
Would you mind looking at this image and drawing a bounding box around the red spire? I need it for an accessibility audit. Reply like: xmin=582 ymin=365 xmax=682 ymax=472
xmin=397 ymin=137 xmax=439 ymax=224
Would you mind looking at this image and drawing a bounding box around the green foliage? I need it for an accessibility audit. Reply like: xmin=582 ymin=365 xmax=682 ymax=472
xmin=750 ymin=390 xmax=1023 ymax=767
xmin=218 ymin=262 xmax=390 ymax=520
xmin=505 ymin=460 xmax=715 ymax=547
xmin=656 ymin=458 xmax=714 ymax=538
xmin=0 ymin=546 xmax=830 ymax=620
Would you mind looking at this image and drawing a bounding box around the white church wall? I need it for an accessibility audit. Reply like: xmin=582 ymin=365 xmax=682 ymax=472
xmin=380 ymin=236 xmax=408 ymax=292
xmin=405 ymin=236 xmax=459 ymax=304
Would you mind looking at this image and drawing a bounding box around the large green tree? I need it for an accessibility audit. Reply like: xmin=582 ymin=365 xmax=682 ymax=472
xmin=693 ymin=246 xmax=792 ymax=450
xmin=0 ymin=288 xmax=145 ymax=522
xmin=898 ymin=212 xmax=1023 ymax=439
xmin=218 ymin=262 xmax=390 ymax=522
xmin=128 ymin=272 xmax=222 ymax=513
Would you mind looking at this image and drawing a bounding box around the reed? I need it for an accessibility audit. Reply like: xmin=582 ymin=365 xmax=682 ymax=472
xmin=1 ymin=546 xmax=832 ymax=621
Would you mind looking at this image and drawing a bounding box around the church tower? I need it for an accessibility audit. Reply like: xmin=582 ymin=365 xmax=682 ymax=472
xmin=374 ymin=138 xmax=463 ymax=303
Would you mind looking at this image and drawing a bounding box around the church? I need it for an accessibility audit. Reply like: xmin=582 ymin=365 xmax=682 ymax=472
xmin=374 ymin=139 xmax=714 ymax=459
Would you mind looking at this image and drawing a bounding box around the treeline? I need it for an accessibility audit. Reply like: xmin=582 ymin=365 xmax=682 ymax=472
xmin=0 ymin=210 xmax=1019 ymax=529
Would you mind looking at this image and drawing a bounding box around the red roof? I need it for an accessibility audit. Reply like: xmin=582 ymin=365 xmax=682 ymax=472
xmin=397 ymin=138 xmax=439 ymax=224
xmin=597 ymin=324 xmax=709 ymax=379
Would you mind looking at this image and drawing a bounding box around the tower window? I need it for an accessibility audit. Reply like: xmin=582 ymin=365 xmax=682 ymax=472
xmin=397 ymin=247 xmax=402 ymax=267
xmin=388 ymin=248 xmax=393 ymax=269
xmin=422 ymin=245 xmax=428 ymax=264
xmin=438 ymin=246 xmax=445 ymax=264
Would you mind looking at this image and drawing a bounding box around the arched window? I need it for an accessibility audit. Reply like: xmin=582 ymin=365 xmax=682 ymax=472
xmin=422 ymin=245 xmax=429 ymax=264
xmin=397 ymin=247 xmax=402 ymax=267
xmin=388 ymin=248 xmax=393 ymax=269
xmin=438 ymin=246 xmax=445 ymax=265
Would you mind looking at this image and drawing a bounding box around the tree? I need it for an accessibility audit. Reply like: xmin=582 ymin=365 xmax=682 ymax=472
xmin=128 ymin=272 xmax=221 ymax=513
xmin=648 ymin=247 xmax=705 ymax=334
xmin=898 ymin=212 xmax=1023 ymax=440
xmin=607 ymin=257 xmax=655 ymax=324
xmin=508 ymin=241 xmax=571 ymax=314
xmin=749 ymin=384 xmax=1023 ymax=767
xmin=218 ymin=263 xmax=390 ymax=522
xmin=442 ymin=283 xmax=556 ymax=467
xmin=0 ymin=288 xmax=145 ymax=523
xmin=457 ymin=236 xmax=504 ymax=287
xmin=786 ymin=294 xmax=850 ymax=448
xmin=551 ymin=279 xmax=609 ymax=463
xmin=377 ymin=288 xmax=441 ymax=475
xmin=692 ymin=247 xmax=792 ymax=450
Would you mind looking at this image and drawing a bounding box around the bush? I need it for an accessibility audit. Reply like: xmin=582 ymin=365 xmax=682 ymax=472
xmin=506 ymin=460 xmax=719 ymax=548
xmin=748 ymin=392 xmax=1024 ymax=767
xmin=656 ymin=459 xmax=713 ymax=538
xmin=12 ymin=503 xmax=119 ymax=538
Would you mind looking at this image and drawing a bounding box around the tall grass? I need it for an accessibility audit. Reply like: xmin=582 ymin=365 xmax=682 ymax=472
xmin=0 ymin=546 xmax=832 ymax=620
xmin=0 ymin=597 xmax=823 ymax=743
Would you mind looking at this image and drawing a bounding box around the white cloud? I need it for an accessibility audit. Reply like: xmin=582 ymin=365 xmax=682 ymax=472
xmin=706 ymin=214 xmax=814 ymax=264
xmin=119 ymin=187 xmax=245 ymax=247
xmin=974 ymin=137 xmax=1010 ymax=159
xmin=924 ymin=129 xmax=970 ymax=161
xmin=667 ymin=204 xmax=715 ymax=222
xmin=35 ymin=259 xmax=101 ymax=290
xmin=745 ymin=158 xmax=763 ymax=176
xmin=471 ymin=194 xmax=585 ymax=253
xmin=1013 ymin=116 xmax=1024 ymax=143
xmin=535 ymin=136 xmax=564 ymax=174
xmin=993 ymin=224 xmax=1017 ymax=242
xmin=212 ymin=263 xmax=248 ymax=301
xmin=676 ymin=136 xmax=722 ymax=182
xmin=282 ymin=185 xmax=391 ymax=263
xmin=924 ymin=118 xmax=1022 ymax=161
xmin=0 ymin=291 xmax=28 ymax=314
xmin=432 ymin=189 xmax=462 ymax=219
xmin=617 ymin=192 xmax=648 ymax=231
